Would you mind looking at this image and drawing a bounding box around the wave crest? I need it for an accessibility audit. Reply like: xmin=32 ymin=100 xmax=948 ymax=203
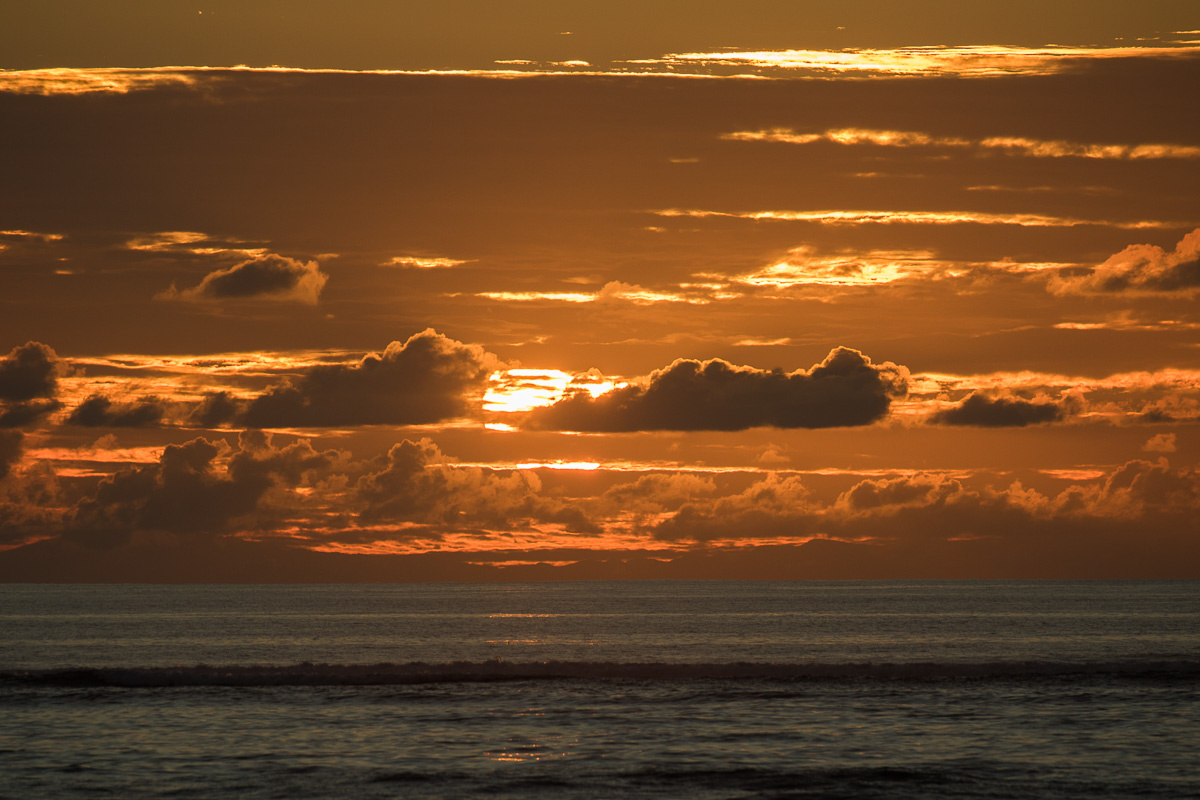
xmin=4 ymin=659 xmax=1199 ymax=687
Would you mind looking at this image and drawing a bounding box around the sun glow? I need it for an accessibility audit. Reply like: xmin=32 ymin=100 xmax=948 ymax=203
xmin=485 ymin=369 xmax=625 ymax=413
xmin=484 ymin=369 xmax=573 ymax=412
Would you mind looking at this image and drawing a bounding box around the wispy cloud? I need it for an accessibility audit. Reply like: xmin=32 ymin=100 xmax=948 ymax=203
xmin=472 ymin=281 xmax=729 ymax=305
xmin=723 ymin=127 xmax=1200 ymax=160
xmin=626 ymin=43 xmax=1200 ymax=78
xmin=381 ymin=256 xmax=471 ymax=269
xmin=655 ymin=208 xmax=1179 ymax=229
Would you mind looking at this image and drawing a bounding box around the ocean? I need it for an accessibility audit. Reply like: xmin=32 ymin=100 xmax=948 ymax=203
xmin=2 ymin=580 xmax=1197 ymax=799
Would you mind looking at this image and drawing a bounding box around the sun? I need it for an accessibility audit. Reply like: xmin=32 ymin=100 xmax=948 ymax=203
xmin=484 ymin=369 xmax=624 ymax=413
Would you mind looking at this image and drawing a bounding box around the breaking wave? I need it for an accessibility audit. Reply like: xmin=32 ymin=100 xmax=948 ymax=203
xmin=5 ymin=659 xmax=1199 ymax=687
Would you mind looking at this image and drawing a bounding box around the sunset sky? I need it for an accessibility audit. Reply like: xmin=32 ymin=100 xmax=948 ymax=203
xmin=2 ymin=1 xmax=1198 ymax=580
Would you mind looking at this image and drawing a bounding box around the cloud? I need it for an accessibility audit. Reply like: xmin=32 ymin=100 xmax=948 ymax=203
xmin=723 ymin=127 xmax=1200 ymax=160
xmin=160 ymin=254 xmax=328 ymax=304
xmin=189 ymin=392 xmax=243 ymax=428
xmin=67 ymin=433 xmax=336 ymax=545
xmin=0 ymin=431 xmax=22 ymax=480
xmin=1137 ymin=393 xmax=1200 ymax=423
xmin=0 ymin=400 xmax=61 ymax=429
xmin=628 ymin=43 xmax=1200 ymax=78
xmin=835 ymin=473 xmax=961 ymax=511
xmin=599 ymin=473 xmax=718 ymax=515
xmin=930 ymin=392 xmax=1066 ymax=427
xmin=0 ymin=67 xmax=201 ymax=95
xmin=653 ymin=473 xmax=814 ymax=542
xmin=66 ymin=395 xmax=166 ymax=428
xmin=240 ymin=329 xmax=498 ymax=428
xmin=0 ymin=342 xmax=61 ymax=402
xmin=355 ymin=438 xmax=593 ymax=532
xmin=381 ymin=256 xmax=469 ymax=269
xmin=528 ymin=347 xmax=908 ymax=431
xmin=1143 ymin=433 xmax=1178 ymax=453
xmin=652 ymin=460 xmax=1200 ymax=550
xmin=1050 ymin=229 xmax=1200 ymax=295
xmin=655 ymin=208 xmax=1176 ymax=229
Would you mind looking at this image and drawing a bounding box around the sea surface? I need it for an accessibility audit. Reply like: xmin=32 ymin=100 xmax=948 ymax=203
xmin=1 ymin=580 xmax=1198 ymax=799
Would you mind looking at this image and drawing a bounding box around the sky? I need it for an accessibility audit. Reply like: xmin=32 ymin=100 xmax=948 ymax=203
xmin=1 ymin=1 xmax=1199 ymax=581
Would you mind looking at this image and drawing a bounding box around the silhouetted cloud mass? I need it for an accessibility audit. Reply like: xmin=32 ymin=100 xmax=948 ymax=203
xmin=0 ymin=431 xmax=22 ymax=480
xmin=0 ymin=399 xmax=61 ymax=429
xmin=162 ymin=254 xmax=328 ymax=304
xmin=190 ymin=392 xmax=243 ymax=428
xmin=241 ymin=330 xmax=497 ymax=428
xmin=0 ymin=342 xmax=60 ymax=402
xmin=653 ymin=460 xmax=1200 ymax=547
xmin=66 ymin=395 xmax=165 ymax=428
xmin=931 ymin=392 xmax=1064 ymax=427
xmin=529 ymin=347 xmax=908 ymax=431
xmin=68 ymin=434 xmax=334 ymax=545
xmin=356 ymin=438 xmax=595 ymax=532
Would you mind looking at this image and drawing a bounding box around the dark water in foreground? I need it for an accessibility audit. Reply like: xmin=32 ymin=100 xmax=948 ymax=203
xmin=1 ymin=581 xmax=1198 ymax=799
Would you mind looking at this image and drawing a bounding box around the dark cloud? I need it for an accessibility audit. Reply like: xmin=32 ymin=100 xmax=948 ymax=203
xmin=189 ymin=391 xmax=243 ymax=428
xmin=1051 ymin=228 xmax=1200 ymax=294
xmin=68 ymin=433 xmax=336 ymax=545
xmin=66 ymin=395 xmax=165 ymax=428
xmin=0 ymin=399 xmax=61 ymax=429
xmin=528 ymin=347 xmax=908 ymax=431
xmin=0 ymin=430 xmax=22 ymax=480
xmin=356 ymin=438 xmax=593 ymax=532
xmin=653 ymin=460 xmax=1200 ymax=549
xmin=161 ymin=254 xmax=328 ymax=304
xmin=930 ymin=392 xmax=1065 ymax=427
xmin=241 ymin=329 xmax=497 ymax=428
xmin=0 ymin=342 xmax=60 ymax=402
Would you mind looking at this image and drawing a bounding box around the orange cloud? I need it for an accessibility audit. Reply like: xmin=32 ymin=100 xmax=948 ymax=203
xmin=656 ymin=208 xmax=1180 ymax=229
xmin=1050 ymin=228 xmax=1200 ymax=295
xmin=159 ymin=254 xmax=328 ymax=304
xmin=723 ymin=127 xmax=1200 ymax=159
xmin=381 ymin=255 xmax=471 ymax=269
xmin=628 ymin=43 xmax=1200 ymax=77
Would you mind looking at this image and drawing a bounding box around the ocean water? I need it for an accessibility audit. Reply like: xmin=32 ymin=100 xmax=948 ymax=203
xmin=1 ymin=580 xmax=1197 ymax=799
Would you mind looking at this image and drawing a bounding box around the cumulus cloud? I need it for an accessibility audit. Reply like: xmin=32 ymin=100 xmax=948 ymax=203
xmin=1051 ymin=228 xmax=1200 ymax=294
xmin=651 ymin=460 xmax=1200 ymax=549
xmin=1137 ymin=393 xmax=1200 ymax=423
xmin=654 ymin=473 xmax=814 ymax=541
xmin=835 ymin=473 xmax=961 ymax=511
xmin=0 ymin=399 xmax=61 ymax=429
xmin=356 ymin=438 xmax=593 ymax=532
xmin=930 ymin=392 xmax=1066 ymax=427
xmin=189 ymin=391 xmax=243 ymax=428
xmin=160 ymin=254 xmax=328 ymax=304
xmin=0 ymin=430 xmax=22 ymax=480
xmin=66 ymin=395 xmax=165 ymax=428
xmin=1143 ymin=433 xmax=1177 ymax=453
xmin=68 ymin=433 xmax=336 ymax=545
xmin=0 ymin=342 xmax=61 ymax=402
xmin=599 ymin=473 xmax=718 ymax=515
xmin=0 ymin=343 xmax=63 ymax=431
xmin=528 ymin=347 xmax=908 ymax=431
xmin=241 ymin=329 xmax=497 ymax=428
